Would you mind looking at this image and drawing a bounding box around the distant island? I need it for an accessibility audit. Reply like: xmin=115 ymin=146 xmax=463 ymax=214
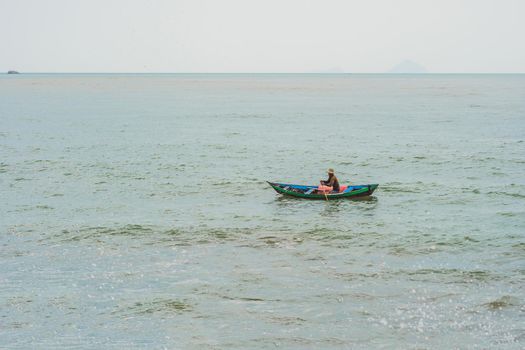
xmin=387 ymin=60 xmax=427 ymax=73
xmin=7 ymin=70 xmax=20 ymax=74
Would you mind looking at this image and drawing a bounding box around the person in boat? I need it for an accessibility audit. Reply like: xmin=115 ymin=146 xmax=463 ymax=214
xmin=320 ymin=168 xmax=340 ymax=192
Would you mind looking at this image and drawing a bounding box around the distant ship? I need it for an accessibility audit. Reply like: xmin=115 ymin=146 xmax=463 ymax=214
xmin=7 ymin=70 xmax=20 ymax=74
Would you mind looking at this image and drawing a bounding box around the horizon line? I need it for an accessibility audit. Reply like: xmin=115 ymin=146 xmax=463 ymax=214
xmin=4 ymin=71 xmax=525 ymax=75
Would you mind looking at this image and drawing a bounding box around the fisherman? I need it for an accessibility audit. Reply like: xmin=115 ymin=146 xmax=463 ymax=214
xmin=320 ymin=168 xmax=340 ymax=192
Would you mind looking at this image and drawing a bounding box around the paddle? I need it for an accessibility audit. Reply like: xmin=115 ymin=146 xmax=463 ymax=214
xmin=319 ymin=181 xmax=329 ymax=201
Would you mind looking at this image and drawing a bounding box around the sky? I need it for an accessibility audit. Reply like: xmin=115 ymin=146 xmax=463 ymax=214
xmin=1 ymin=0 xmax=524 ymax=73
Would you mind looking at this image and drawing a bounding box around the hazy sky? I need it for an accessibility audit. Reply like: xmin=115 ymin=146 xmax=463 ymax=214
xmin=1 ymin=0 xmax=524 ymax=73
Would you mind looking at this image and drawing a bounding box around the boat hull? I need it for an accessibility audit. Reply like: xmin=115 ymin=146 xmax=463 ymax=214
xmin=268 ymin=182 xmax=378 ymax=200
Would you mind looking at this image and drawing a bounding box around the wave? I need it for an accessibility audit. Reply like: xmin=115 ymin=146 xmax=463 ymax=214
xmin=47 ymin=224 xmax=256 ymax=246
xmin=482 ymin=295 xmax=521 ymax=310
xmin=114 ymin=298 xmax=193 ymax=316
xmin=488 ymin=191 xmax=525 ymax=199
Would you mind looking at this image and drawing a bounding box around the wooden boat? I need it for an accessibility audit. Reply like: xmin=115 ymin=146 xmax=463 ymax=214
xmin=268 ymin=181 xmax=378 ymax=200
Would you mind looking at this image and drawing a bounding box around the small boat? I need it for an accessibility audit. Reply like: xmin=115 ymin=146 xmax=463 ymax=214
xmin=268 ymin=181 xmax=378 ymax=200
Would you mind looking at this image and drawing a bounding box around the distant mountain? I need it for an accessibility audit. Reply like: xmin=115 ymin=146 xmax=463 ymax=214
xmin=7 ymin=70 xmax=20 ymax=74
xmin=387 ymin=60 xmax=427 ymax=73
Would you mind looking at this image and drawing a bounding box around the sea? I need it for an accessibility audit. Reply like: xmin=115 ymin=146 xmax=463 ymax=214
xmin=1 ymin=73 xmax=524 ymax=349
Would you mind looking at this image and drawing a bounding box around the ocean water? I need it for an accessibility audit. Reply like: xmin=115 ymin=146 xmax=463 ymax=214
xmin=0 ymin=73 xmax=524 ymax=349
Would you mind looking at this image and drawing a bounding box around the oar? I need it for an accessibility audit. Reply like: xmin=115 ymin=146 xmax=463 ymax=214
xmin=319 ymin=181 xmax=329 ymax=201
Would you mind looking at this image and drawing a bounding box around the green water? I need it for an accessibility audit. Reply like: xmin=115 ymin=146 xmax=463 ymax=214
xmin=1 ymin=74 xmax=524 ymax=349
